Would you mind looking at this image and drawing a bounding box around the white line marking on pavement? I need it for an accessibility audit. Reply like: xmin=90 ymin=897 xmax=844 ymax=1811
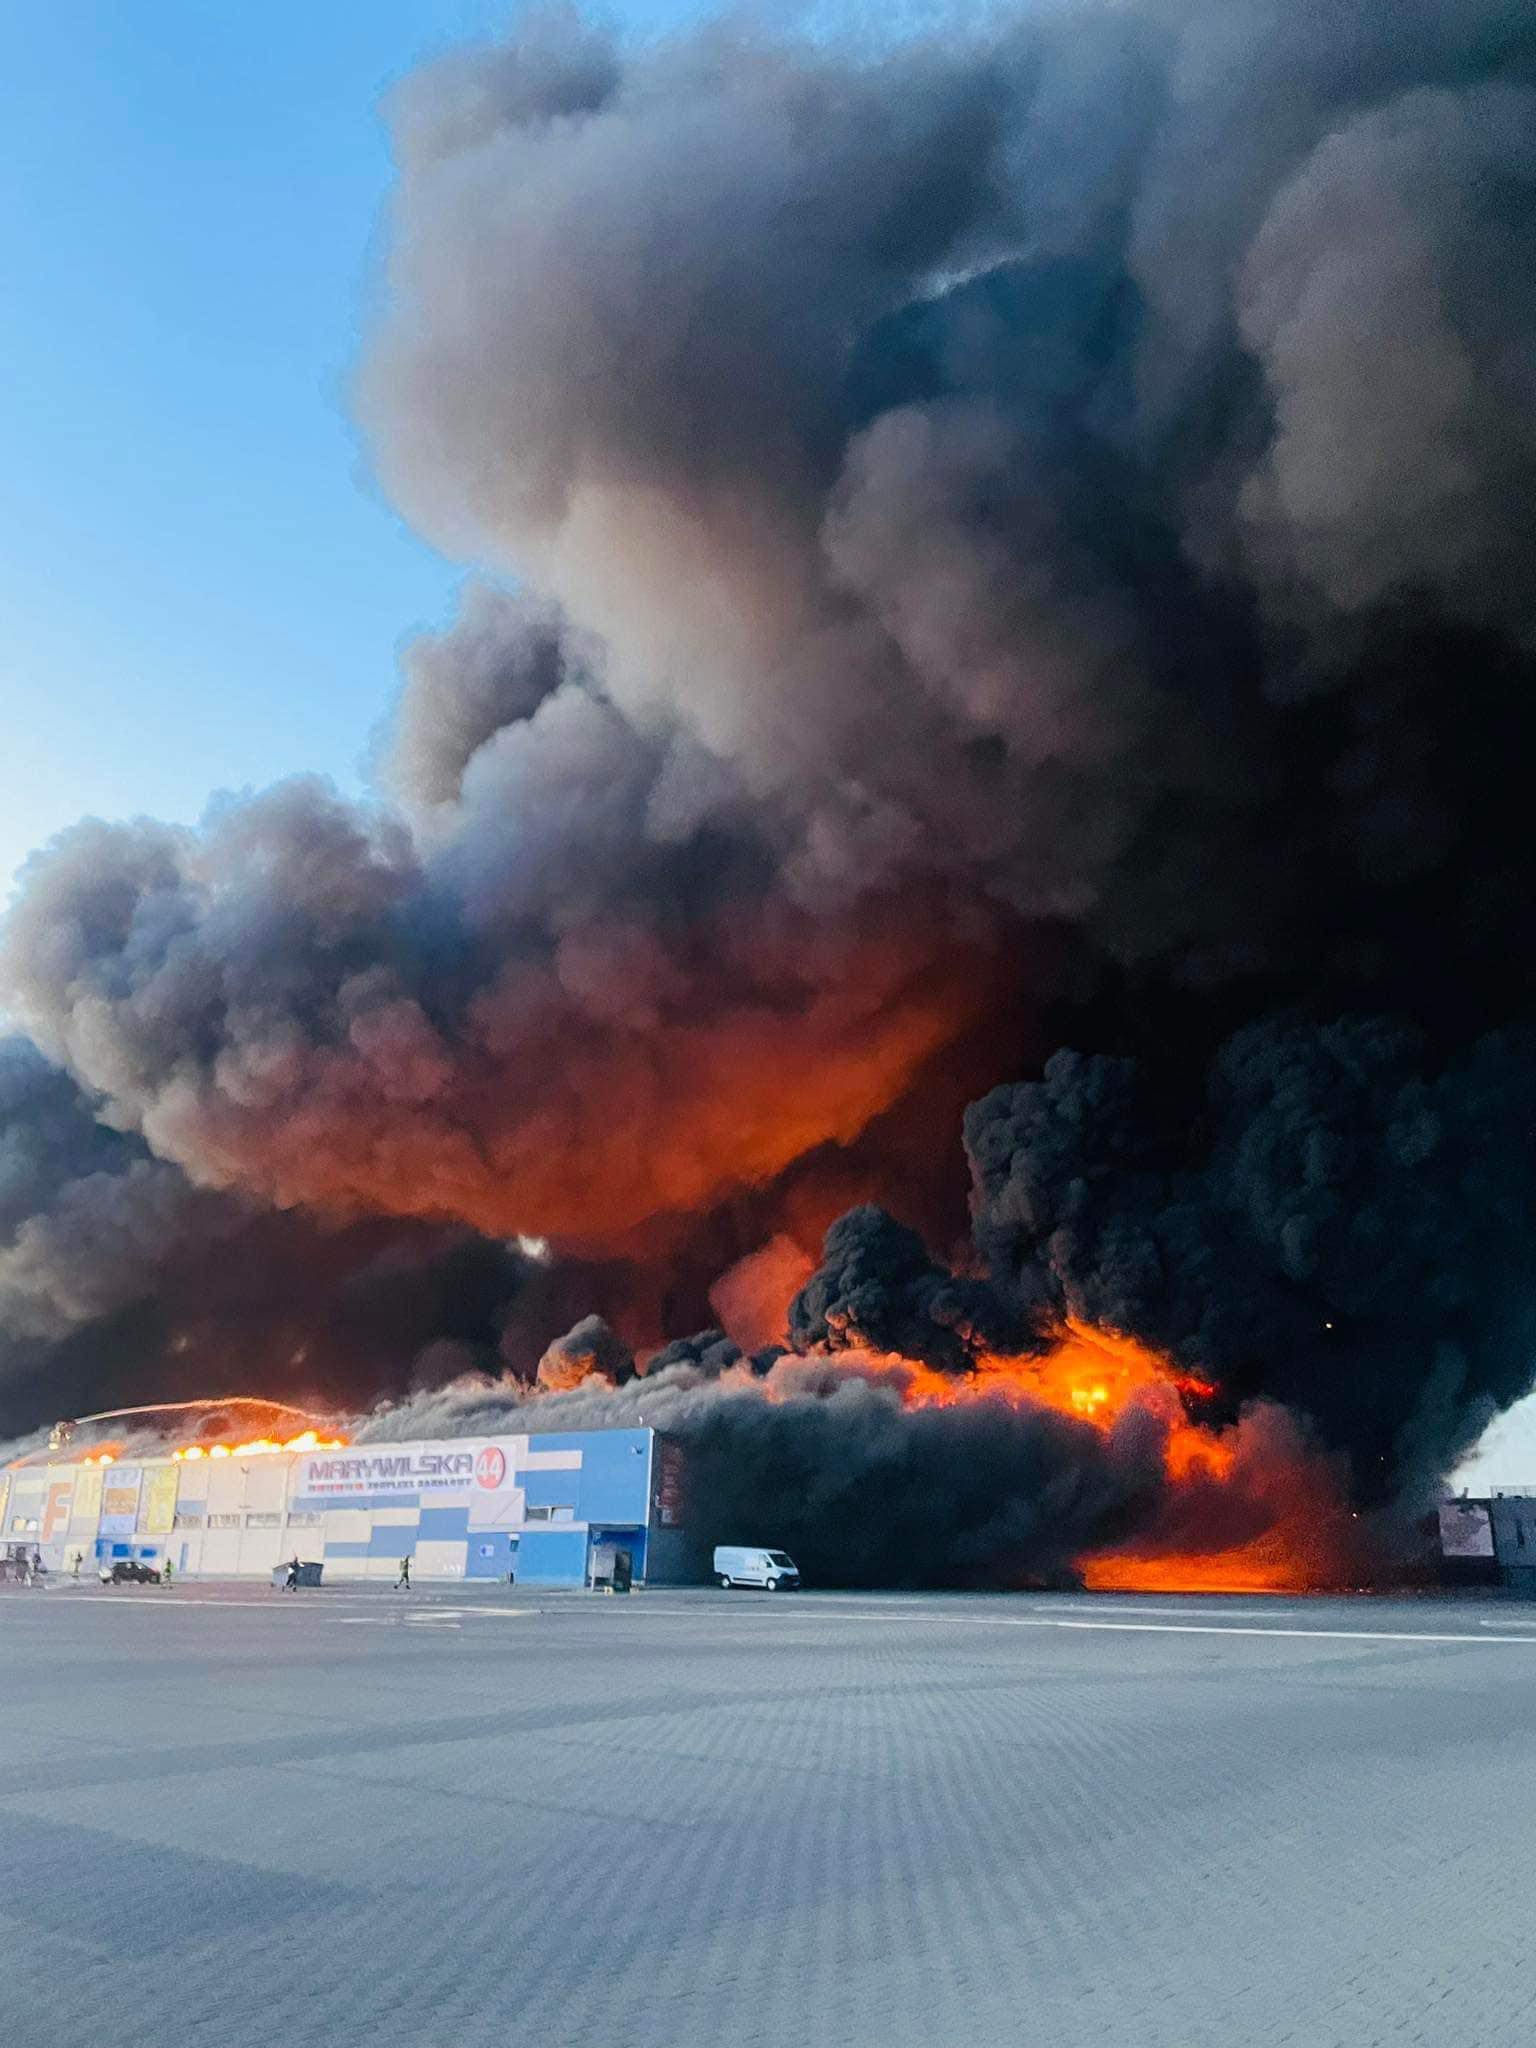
xmin=35 ymin=1593 xmax=448 ymax=1611
xmin=1049 ymin=1601 xmax=1308 ymax=1621
xmin=983 ymin=1617 xmax=1536 ymax=1645
xmin=411 ymin=1606 xmax=533 ymax=1618
xmin=791 ymin=1592 xmax=1307 ymax=1622
xmin=37 ymin=1594 xmax=316 ymax=1609
xmin=638 ymin=1604 xmax=1536 ymax=1647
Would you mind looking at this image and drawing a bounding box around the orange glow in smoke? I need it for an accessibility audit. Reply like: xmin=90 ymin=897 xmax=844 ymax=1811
xmin=892 ymin=1320 xmax=1349 ymax=1593
xmin=899 ymin=1319 xmax=1215 ymax=1430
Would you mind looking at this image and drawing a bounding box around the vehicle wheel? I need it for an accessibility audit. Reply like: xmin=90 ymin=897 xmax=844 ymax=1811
xmin=718 ymin=1575 xmax=732 ymax=1589
xmin=769 ymin=1577 xmax=785 ymax=1591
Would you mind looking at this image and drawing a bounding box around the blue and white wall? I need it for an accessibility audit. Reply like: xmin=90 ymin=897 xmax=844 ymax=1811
xmin=289 ymin=1429 xmax=656 ymax=1584
xmin=3 ymin=1425 xmax=664 ymax=1586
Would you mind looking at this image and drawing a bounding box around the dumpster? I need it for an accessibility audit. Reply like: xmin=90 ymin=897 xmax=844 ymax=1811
xmin=270 ymin=1560 xmax=324 ymax=1588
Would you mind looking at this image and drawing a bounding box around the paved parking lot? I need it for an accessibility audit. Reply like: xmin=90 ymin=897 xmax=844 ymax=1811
xmin=2 ymin=1582 xmax=1533 ymax=2048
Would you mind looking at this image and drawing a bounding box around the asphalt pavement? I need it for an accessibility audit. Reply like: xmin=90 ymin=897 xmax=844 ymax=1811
xmin=2 ymin=1580 xmax=1532 ymax=2048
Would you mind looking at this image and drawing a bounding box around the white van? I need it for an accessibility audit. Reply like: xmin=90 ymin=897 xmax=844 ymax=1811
xmin=713 ymin=1545 xmax=801 ymax=1591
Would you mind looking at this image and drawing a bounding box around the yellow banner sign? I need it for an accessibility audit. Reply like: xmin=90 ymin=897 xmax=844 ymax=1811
xmin=72 ymin=1464 xmax=104 ymax=1524
xmin=142 ymin=1464 xmax=179 ymax=1536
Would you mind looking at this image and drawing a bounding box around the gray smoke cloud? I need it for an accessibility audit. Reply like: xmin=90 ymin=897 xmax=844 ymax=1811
xmin=0 ymin=0 xmax=1532 ymax=1529
xmin=1233 ymin=80 xmax=1536 ymax=632
xmin=0 ymin=1034 xmax=558 ymax=1435
xmin=0 ymin=1037 xmax=210 ymax=1343
xmin=386 ymin=584 xmax=583 ymax=812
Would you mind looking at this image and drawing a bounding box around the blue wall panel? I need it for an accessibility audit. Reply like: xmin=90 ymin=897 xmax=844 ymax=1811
xmin=417 ymin=1505 xmax=470 ymax=1543
xmin=519 ymin=1469 xmax=585 ymax=1511
xmin=513 ymin=1527 xmax=588 ymax=1586
xmin=465 ymin=1532 xmax=520 ymax=1581
xmin=526 ymin=1428 xmax=650 ymax=1525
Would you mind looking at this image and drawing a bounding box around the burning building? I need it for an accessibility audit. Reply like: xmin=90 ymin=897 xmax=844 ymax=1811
xmin=3 ymin=1425 xmax=685 ymax=1588
xmin=1 ymin=0 xmax=1535 ymax=1590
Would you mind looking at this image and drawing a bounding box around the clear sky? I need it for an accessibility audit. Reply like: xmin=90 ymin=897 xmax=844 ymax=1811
xmin=0 ymin=0 xmax=707 ymax=899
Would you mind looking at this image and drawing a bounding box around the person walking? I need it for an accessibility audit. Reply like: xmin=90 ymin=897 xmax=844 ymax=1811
xmin=71 ymin=1550 xmax=83 ymax=1581
xmin=395 ymin=1555 xmax=411 ymax=1591
xmin=162 ymin=1556 xmax=174 ymax=1588
xmin=284 ymin=1555 xmax=301 ymax=1592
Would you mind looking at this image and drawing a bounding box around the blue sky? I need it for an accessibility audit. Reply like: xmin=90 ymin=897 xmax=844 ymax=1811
xmin=0 ymin=1 xmax=707 ymax=898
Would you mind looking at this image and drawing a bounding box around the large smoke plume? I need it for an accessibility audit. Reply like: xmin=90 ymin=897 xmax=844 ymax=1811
xmin=2 ymin=0 xmax=1533 ymax=1569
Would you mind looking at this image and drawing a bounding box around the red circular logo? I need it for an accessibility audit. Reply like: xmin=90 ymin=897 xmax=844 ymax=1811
xmin=474 ymin=1445 xmax=507 ymax=1491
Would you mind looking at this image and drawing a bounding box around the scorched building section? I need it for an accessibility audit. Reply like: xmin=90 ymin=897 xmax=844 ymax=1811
xmin=2 ymin=1426 xmax=687 ymax=1587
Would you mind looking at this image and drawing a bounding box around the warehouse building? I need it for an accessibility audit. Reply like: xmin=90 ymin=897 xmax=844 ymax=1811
xmin=1 ymin=1425 xmax=689 ymax=1588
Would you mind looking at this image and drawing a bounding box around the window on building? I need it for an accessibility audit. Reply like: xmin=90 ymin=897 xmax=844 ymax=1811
xmin=173 ymin=1511 xmax=204 ymax=1528
xmin=285 ymin=1512 xmax=321 ymax=1528
xmin=245 ymin=1512 xmax=282 ymax=1528
xmin=208 ymin=1514 xmax=241 ymax=1529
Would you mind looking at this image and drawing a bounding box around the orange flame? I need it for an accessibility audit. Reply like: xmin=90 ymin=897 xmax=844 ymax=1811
xmin=899 ymin=1319 xmax=1215 ymax=1427
xmin=171 ymin=1428 xmax=347 ymax=1461
xmin=887 ymin=1319 xmax=1352 ymax=1593
xmin=1079 ymin=1542 xmax=1322 ymax=1596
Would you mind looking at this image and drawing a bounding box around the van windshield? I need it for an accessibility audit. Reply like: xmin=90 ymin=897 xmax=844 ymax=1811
xmin=767 ymin=1552 xmax=794 ymax=1567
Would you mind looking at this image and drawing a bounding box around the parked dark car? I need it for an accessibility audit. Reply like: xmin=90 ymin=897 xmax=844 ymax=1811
xmin=100 ymin=1560 xmax=161 ymax=1585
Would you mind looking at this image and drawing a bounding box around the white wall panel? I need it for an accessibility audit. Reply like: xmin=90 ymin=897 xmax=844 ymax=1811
xmin=412 ymin=1541 xmax=467 ymax=1579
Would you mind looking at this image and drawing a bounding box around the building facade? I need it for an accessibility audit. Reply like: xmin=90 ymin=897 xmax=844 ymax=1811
xmin=1437 ymin=1493 xmax=1536 ymax=1592
xmin=1 ymin=1426 xmax=689 ymax=1588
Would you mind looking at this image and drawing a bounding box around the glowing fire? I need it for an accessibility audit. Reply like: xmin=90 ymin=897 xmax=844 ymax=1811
xmin=1079 ymin=1543 xmax=1320 ymax=1596
xmin=891 ymin=1319 xmax=1351 ymax=1594
xmin=171 ymin=1429 xmax=347 ymax=1461
xmin=900 ymin=1319 xmax=1215 ymax=1429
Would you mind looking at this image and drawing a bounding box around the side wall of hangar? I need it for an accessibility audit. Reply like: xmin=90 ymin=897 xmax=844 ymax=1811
xmin=1437 ymin=1495 xmax=1536 ymax=1591
xmin=0 ymin=1426 xmax=690 ymax=1587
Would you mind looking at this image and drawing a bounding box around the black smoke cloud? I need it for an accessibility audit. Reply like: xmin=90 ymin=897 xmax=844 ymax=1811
xmin=787 ymin=1203 xmax=1019 ymax=1372
xmin=967 ymin=1019 xmax=1536 ymax=1501
xmin=0 ymin=0 xmax=1534 ymax=1536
